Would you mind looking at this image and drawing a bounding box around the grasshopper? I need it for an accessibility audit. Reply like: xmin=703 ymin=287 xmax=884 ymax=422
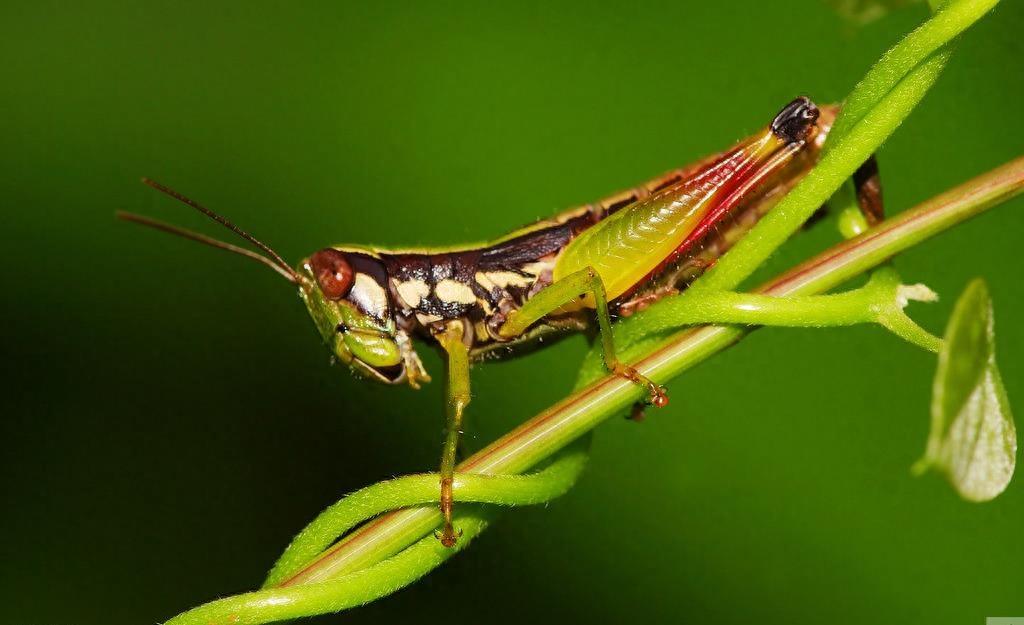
xmin=121 ymin=97 xmax=881 ymax=547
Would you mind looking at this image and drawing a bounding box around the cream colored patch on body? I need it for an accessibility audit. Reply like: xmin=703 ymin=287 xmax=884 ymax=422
xmin=476 ymin=271 xmax=532 ymax=290
xmin=350 ymin=273 xmax=389 ymax=318
xmin=474 ymin=272 xmax=497 ymax=292
xmin=434 ymin=279 xmax=477 ymax=305
xmin=416 ymin=312 xmax=443 ymax=325
xmin=393 ymin=278 xmax=430 ymax=309
xmin=521 ymin=261 xmax=552 ymax=277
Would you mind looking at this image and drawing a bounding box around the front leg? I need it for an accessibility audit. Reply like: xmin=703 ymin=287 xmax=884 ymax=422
xmin=499 ymin=267 xmax=668 ymax=407
xmin=435 ymin=321 xmax=471 ymax=548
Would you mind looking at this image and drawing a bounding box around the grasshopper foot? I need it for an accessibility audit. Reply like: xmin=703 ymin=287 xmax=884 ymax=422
xmin=438 ymin=476 xmax=462 ymax=548
xmin=612 ymin=363 xmax=668 ymax=408
xmin=435 ymin=524 xmax=463 ymax=548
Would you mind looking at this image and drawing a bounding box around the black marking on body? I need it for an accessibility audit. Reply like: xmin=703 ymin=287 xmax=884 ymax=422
xmin=478 ymin=220 xmax=580 ymax=269
xmin=380 ymin=216 xmax=591 ymax=329
xmin=384 ymin=252 xmax=481 ymax=319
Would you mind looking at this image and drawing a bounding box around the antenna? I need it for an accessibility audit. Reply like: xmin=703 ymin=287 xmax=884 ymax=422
xmin=116 ymin=211 xmax=298 ymax=283
xmin=121 ymin=178 xmax=301 ymax=283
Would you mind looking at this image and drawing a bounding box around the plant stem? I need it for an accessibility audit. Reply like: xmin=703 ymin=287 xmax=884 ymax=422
xmin=263 ymin=437 xmax=590 ymax=587
xmin=692 ymin=53 xmax=948 ymax=293
xmin=163 ymin=158 xmax=1022 ymax=625
xmin=281 ymin=155 xmax=1024 ymax=586
xmin=692 ymin=0 xmax=999 ymax=294
xmin=825 ymin=0 xmax=985 ymax=144
xmin=579 ymin=268 xmax=941 ymax=359
xmin=165 ymin=156 xmax=1024 ymax=625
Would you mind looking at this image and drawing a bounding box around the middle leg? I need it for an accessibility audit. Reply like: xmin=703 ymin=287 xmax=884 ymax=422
xmin=434 ymin=321 xmax=471 ymax=548
xmin=498 ymin=266 xmax=668 ymax=406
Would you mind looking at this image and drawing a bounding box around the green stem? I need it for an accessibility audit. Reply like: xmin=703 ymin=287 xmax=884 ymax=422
xmin=592 ymin=268 xmax=938 ymax=341
xmin=825 ymin=0 xmax=990 ymax=144
xmin=690 ymin=0 xmax=1002 ymax=294
xmin=267 ymin=271 xmax=943 ymax=585
xmin=638 ymin=288 xmax=880 ymax=327
xmin=879 ymin=303 xmax=945 ymax=353
xmin=168 ymin=511 xmax=494 ymax=625
xmin=263 ymin=437 xmax=589 ymax=587
xmin=581 ymin=155 xmax=1022 ymax=382
xmin=165 ymin=156 xmax=1024 ymax=625
xmin=305 ymin=157 xmax=1024 ymax=585
xmin=692 ymin=51 xmax=949 ymax=293
xmin=166 ymin=440 xmax=595 ymax=625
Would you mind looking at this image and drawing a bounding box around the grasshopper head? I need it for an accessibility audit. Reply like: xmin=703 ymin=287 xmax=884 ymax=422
xmin=120 ymin=179 xmax=424 ymax=386
xmin=299 ymin=247 xmax=416 ymax=384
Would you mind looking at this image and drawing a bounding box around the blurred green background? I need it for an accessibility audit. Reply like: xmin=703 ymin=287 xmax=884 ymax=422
xmin=3 ymin=2 xmax=1023 ymax=624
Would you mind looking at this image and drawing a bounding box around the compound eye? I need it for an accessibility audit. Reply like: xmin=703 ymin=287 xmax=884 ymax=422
xmin=310 ymin=248 xmax=354 ymax=300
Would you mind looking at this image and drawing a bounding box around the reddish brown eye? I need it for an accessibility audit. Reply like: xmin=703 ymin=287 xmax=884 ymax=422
xmin=310 ymin=248 xmax=354 ymax=300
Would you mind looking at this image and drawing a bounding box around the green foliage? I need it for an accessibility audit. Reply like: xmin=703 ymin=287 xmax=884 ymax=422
xmin=915 ymin=279 xmax=1017 ymax=501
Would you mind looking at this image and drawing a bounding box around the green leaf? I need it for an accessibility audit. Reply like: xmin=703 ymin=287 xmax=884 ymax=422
xmin=915 ymin=279 xmax=1017 ymax=501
